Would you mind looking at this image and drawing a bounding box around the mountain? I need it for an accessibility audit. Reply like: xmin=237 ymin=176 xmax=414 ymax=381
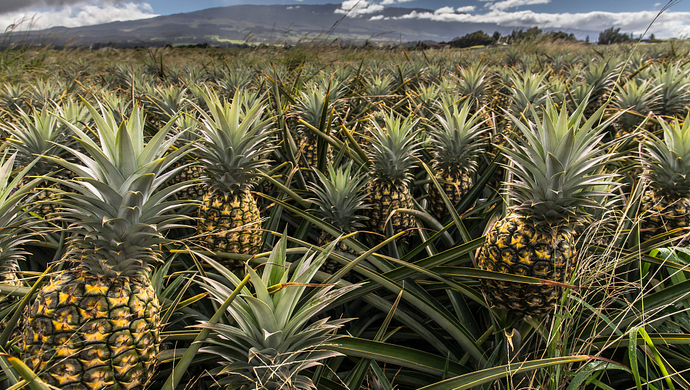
xmin=7 ymin=4 xmax=532 ymax=47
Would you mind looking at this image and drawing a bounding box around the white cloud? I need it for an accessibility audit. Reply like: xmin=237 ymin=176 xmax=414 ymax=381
xmin=434 ymin=6 xmax=455 ymax=14
xmin=486 ymin=0 xmax=550 ymax=12
xmin=456 ymin=6 xmax=476 ymax=13
xmin=0 ymin=1 xmax=157 ymax=31
xmin=335 ymin=0 xmax=385 ymax=17
xmin=389 ymin=8 xmax=690 ymax=39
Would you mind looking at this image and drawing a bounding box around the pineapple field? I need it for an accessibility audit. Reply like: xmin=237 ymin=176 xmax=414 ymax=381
xmin=1 ymin=39 xmax=690 ymax=389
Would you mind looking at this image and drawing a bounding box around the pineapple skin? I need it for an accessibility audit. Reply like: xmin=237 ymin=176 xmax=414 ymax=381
xmin=197 ymin=188 xmax=262 ymax=266
xmin=364 ymin=182 xmax=415 ymax=236
xmin=428 ymin=170 xmax=472 ymax=219
xmin=640 ymin=189 xmax=690 ymax=241
xmin=168 ymin=161 xmax=205 ymax=201
xmin=21 ymin=270 xmax=160 ymax=390
xmin=316 ymin=231 xmax=358 ymax=274
xmin=477 ymin=215 xmax=575 ymax=316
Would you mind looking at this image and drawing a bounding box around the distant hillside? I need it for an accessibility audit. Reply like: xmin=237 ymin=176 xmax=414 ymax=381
xmin=1 ymin=3 xmax=595 ymax=48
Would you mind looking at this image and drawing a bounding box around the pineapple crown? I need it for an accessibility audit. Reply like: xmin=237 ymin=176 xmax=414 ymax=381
xmin=613 ymin=79 xmax=661 ymax=130
xmin=366 ymin=110 xmax=421 ymax=186
xmin=197 ymin=235 xmax=359 ymax=390
xmin=295 ymin=81 xmax=337 ymax=136
xmin=502 ymin=96 xmax=619 ymax=230
xmin=642 ymin=113 xmax=690 ymax=199
xmin=1 ymin=106 xmax=71 ymax=176
xmin=429 ymin=98 xmax=488 ymax=175
xmin=307 ymin=162 xmax=370 ymax=233
xmin=652 ymin=61 xmax=690 ymax=118
xmin=46 ymin=99 xmax=193 ymax=278
xmin=0 ymin=153 xmax=41 ymax=271
xmin=195 ymin=88 xmax=275 ymax=194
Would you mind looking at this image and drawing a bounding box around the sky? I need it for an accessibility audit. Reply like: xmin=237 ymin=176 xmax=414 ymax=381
xmin=1 ymin=0 xmax=689 ymax=39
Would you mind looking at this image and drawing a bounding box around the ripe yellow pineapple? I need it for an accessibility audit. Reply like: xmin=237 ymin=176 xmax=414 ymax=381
xmin=427 ymin=97 xmax=488 ymax=219
xmin=21 ymin=101 xmax=192 ymax=389
xmin=363 ymin=111 xmax=421 ymax=239
xmin=194 ymin=88 xmax=275 ymax=267
xmin=477 ymin=97 xmax=618 ymax=316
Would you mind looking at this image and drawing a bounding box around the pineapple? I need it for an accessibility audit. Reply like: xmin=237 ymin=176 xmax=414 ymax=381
xmin=294 ymin=82 xmax=337 ymax=169
xmin=197 ymin=235 xmax=358 ymax=390
xmin=21 ymin=100 xmax=192 ymax=389
xmin=1 ymin=105 xmax=77 ymax=219
xmin=639 ymin=114 xmax=690 ymax=241
xmin=477 ymin=98 xmax=617 ymax=316
xmin=427 ymin=98 xmax=489 ymax=219
xmin=307 ymin=162 xmax=369 ymax=272
xmin=652 ymin=61 xmax=690 ymax=120
xmin=166 ymin=113 xmax=206 ymax=201
xmin=363 ymin=111 xmax=421 ymax=238
xmin=194 ymin=88 xmax=274 ymax=267
xmin=455 ymin=63 xmax=491 ymax=114
xmin=611 ymin=79 xmax=661 ymax=138
xmin=0 ymin=153 xmax=41 ymax=328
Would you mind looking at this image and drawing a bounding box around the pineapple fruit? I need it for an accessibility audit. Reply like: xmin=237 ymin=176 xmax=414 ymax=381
xmin=363 ymin=111 xmax=421 ymax=238
xmin=194 ymin=88 xmax=274 ymax=267
xmin=639 ymin=114 xmax=690 ymax=241
xmin=427 ymin=98 xmax=488 ymax=219
xmin=21 ymin=100 xmax=191 ymax=389
xmin=477 ymin=98 xmax=616 ymax=316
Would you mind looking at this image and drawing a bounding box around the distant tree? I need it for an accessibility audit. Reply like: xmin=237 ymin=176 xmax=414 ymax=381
xmin=448 ymin=30 xmax=496 ymax=48
xmin=650 ymin=33 xmax=657 ymax=41
xmin=492 ymin=31 xmax=502 ymax=42
xmin=598 ymin=27 xmax=631 ymax=45
xmin=585 ymin=35 xmax=590 ymax=43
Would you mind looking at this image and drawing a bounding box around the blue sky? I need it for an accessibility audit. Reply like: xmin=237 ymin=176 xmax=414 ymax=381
xmin=1 ymin=0 xmax=689 ymax=38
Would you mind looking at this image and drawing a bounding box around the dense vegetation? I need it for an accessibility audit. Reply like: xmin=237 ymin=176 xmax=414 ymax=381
xmin=0 ymin=39 xmax=690 ymax=390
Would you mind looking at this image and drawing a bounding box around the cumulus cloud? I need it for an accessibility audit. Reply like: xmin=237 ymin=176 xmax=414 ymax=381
xmin=456 ymin=6 xmax=477 ymax=13
xmin=486 ymin=0 xmax=550 ymax=12
xmin=387 ymin=7 xmax=690 ymax=39
xmin=335 ymin=0 xmax=385 ymax=17
xmin=0 ymin=1 xmax=157 ymax=31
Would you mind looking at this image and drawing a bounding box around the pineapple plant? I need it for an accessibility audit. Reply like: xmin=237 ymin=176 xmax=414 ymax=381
xmin=293 ymin=82 xmax=337 ymax=169
xmin=21 ymin=100 xmax=192 ymax=389
xmin=455 ymin=63 xmax=491 ymax=114
xmin=0 ymin=153 xmax=41 ymax=328
xmin=1 ymin=105 xmax=78 ymax=219
xmin=639 ymin=114 xmax=690 ymax=242
xmin=307 ymin=162 xmax=369 ymax=272
xmin=197 ymin=235 xmax=358 ymax=390
xmin=363 ymin=111 xmax=421 ymax=238
xmin=427 ymin=98 xmax=489 ymax=219
xmin=477 ymin=97 xmax=617 ymax=316
xmin=194 ymin=88 xmax=275 ymax=266
xmin=611 ymin=79 xmax=661 ymax=138
xmin=652 ymin=61 xmax=690 ymax=119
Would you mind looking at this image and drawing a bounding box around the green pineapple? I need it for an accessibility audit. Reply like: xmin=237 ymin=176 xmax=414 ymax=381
xmin=363 ymin=111 xmax=421 ymax=238
xmin=639 ymin=114 xmax=690 ymax=241
xmin=477 ymin=97 xmax=617 ymax=316
xmin=427 ymin=98 xmax=488 ymax=219
xmin=21 ymin=100 xmax=192 ymax=389
xmin=307 ymin=162 xmax=369 ymax=272
xmin=197 ymin=235 xmax=359 ymax=390
xmin=194 ymin=88 xmax=274 ymax=266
